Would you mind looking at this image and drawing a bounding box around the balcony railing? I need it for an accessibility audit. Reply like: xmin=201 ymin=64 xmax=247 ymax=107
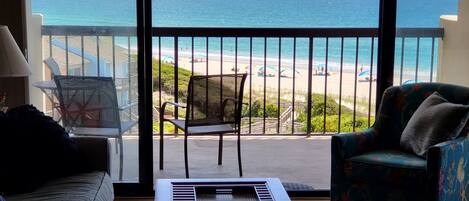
xmin=41 ymin=25 xmax=444 ymax=135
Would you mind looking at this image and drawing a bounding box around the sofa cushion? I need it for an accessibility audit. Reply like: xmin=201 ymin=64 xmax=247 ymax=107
xmin=400 ymin=92 xmax=469 ymax=157
xmin=345 ymin=150 xmax=427 ymax=188
xmin=5 ymin=171 xmax=113 ymax=201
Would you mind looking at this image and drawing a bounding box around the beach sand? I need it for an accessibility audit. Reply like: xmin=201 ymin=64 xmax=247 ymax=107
xmin=154 ymin=52 xmax=378 ymax=105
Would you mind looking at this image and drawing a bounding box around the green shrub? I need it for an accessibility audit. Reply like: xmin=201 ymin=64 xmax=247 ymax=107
xmin=305 ymin=114 xmax=373 ymax=133
xmin=296 ymin=93 xmax=374 ymax=133
xmin=153 ymin=121 xmax=184 ymax=133
xmin=308 ymin=94 xmax=353 ymax=116
xmin=241 ymin=100 xmax=279 ymax=118
xmin=152 ymin=60 xmax=192 ymax=101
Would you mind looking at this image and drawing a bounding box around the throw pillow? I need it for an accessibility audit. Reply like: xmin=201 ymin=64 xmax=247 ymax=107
xmin=400 ymin=92 xmax=469 ymax=157
xmin=0 ymin=105 xmax=88 ymax=195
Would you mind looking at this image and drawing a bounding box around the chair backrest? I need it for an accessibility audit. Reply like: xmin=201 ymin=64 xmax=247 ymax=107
xmin=44 ymin=57 xmax=62 ymax=76
xmin=375 ymin=82 xmax=469 ymax=148
xmin=54 ymin=75 xmax=121 ymax=132
xmin=185 ymin=74 xmax=247 ymax=128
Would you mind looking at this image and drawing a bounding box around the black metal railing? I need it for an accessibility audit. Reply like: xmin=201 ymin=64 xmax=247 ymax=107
xmin=41 ymin=25 xmax=443 ymax=135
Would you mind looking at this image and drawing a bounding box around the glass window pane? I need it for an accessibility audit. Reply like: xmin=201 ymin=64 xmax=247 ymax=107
xmin=29 ymin=0 xmax=139 ymax=182
xmin=394 ymin=0 xmax=458 ymax=85
xmin=152 ymin=0 xmax=379 ymax=190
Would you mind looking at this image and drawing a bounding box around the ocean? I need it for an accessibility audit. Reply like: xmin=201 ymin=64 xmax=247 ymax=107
xmin=32 ymin=0 xmax=458 ymax=75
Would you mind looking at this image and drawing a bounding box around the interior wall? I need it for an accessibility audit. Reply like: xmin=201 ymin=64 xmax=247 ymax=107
xmin=437 ymin=0 xmax=469 ymax=87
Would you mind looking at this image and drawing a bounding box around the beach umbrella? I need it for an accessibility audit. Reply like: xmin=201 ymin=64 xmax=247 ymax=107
xmin=316 ymin=63 xmax=326 ymax=69
xmin=189 ymin=53 xmax=205 ymax=60
xmin=403 ymin=79 xmax=422 ymax=85
xmin=257 ymin=66 xmax=277 ymax=77
xmin=280 ymin=67 xmax=300 ymax=77
xmin=358 ymin=69 xmax=370 ymax=77
xmin=162 ymin=56 xmax=175 ymax=64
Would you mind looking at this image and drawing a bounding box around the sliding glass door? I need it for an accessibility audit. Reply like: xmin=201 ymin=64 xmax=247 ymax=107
xmin=393 ymin=0 xmax=458 ymax=85
xmin=151 ymin=0 xmax=380 ymax=192
xmin=29 ymin=0 xmax=140 ymax=183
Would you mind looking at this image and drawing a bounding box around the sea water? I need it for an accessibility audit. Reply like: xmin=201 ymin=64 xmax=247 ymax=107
xmin=32 ymin=0 xmax=458 ymax=74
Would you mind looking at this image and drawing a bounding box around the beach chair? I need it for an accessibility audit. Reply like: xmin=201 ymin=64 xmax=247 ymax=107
xmin=159 ymin=74 xmax=248 ymax=178
xmin=54 ymin=75 xmax=138 ymax=181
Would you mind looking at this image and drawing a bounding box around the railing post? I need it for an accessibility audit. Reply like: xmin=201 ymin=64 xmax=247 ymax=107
xmin=174 ymin=37 xmax=179 ymax=133
xmin=306 ymin=37 xmax=313 ymax=136
xmin=376 ymin=0 xmax=397 ymax=113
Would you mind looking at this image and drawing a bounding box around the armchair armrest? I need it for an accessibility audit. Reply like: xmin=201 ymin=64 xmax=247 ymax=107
xmin=427 ymin=136 xmax=469 ymax=201
xmin=331 ymin=128 xmax=378 ymax=159
xmin=331 ymin=128 xmax=379 ymax=199
xmin=72 ymin=137 xmax=111 ymax=175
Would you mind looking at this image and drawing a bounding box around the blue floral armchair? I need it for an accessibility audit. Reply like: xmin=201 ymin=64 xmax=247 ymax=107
xmin=331 ymin=83 xmax=469 ymax=201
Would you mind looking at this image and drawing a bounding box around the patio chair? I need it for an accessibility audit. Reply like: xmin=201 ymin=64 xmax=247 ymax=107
xmin=159 ymin=74 xmax=248 ymax=178
xmin=54 ymin=75 xmax=137 ymax=181
xmin=43 ymin=57 xmax=62 ymax=117
xmin=331 ymin=83 xmax=469 ymax=201
xmin=44 ymin=57 xmax=62 ymax=76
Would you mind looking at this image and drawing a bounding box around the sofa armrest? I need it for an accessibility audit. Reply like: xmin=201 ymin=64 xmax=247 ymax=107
xmin=72 ymin=137 xmax=111 ymax=175
xmin=427 ymin=136 xmax=469 ymax=201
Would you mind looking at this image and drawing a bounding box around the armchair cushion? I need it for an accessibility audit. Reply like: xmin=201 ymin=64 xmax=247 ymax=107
xmin=345 ymin=150 xmax=427 ymax=188
xmin=400 ymin=92 xmax=469 ymax=157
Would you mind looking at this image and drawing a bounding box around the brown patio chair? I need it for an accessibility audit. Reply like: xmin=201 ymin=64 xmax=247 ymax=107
xmin=159 ymin=74 xmax=248 ymax=178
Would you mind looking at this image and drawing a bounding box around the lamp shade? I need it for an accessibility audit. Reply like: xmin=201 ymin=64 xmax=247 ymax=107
xmin=0 ymin=26 xmax=31 ymax=77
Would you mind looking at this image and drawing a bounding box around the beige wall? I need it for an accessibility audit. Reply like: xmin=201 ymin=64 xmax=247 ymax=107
xmin=26 ymin=0 xmax=46 ymax=110
xmin=437 ymin=0 xmax=469 ymax=86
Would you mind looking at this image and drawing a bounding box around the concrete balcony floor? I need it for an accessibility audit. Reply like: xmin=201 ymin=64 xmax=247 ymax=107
xmin=110 ymin=135 xmax=331 ymax=190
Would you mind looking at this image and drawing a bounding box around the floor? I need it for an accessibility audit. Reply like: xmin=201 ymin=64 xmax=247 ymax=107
xmin=116 ymin=197 xmax=330 ymax=201
xmin=110 ymin=135 xmax=332 ymax=190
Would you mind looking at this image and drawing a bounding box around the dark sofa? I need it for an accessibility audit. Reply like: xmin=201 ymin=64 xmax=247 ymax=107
xmin=5 ymin=137 xmax=114 ymax=201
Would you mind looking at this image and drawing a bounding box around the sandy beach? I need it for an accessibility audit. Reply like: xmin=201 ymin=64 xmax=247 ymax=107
xmin=155 ymin=50 xmax=378 ymax=105
xmin=154 ymin=48 xmax=434 ymax=109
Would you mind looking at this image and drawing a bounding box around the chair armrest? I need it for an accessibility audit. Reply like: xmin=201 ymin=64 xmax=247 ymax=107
xmin=331 ymin=128 xmax=378 ymax=159
xmin=162 ymin=101 xmax=186 ymax=110
xmin=427 ymin=136 xmax=469 ymax=201
xmin=222 ymin=97 xmax=248 ymax=105
xmin=72 ymin=137 xmax=111 ymax=175
xmin=221 ymin=97 xmax=247 ymax=119
xmin=119 ymin=102 xmax=138 ymax=111
xmin=160 ymin=102 xmax=186 ymax=120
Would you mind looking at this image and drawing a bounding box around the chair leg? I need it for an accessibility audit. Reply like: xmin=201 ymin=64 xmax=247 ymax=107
xmin=184 ymin=133 xmax=189 ymax=178
xmin=159 ymin=120 xmax=164 ymax=170
xmin=218 ymin=133 xmax=223 ymax=165
xmin=115 ymin=138 xmax=119 ymax=154
xmin=237 ymin=130 xmax=243 ymax=177
xmin=119 ymin=137 xmax=124 ymax=181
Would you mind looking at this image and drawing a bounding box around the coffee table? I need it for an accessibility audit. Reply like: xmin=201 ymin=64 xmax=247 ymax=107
xmin=156 ymin=178 xmax=291 ymax=201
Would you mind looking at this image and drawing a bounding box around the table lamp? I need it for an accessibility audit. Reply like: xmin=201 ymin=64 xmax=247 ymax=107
xmin=0 ymin=25 xmax=31 ymax=109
